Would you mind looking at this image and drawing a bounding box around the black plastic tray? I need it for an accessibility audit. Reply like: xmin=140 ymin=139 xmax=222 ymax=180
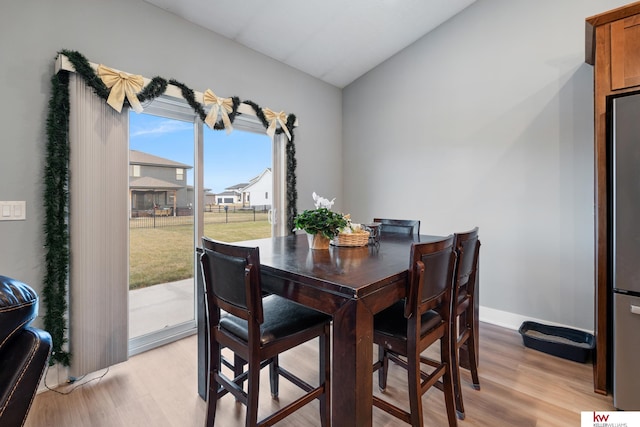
xmin=518 ymin=321 xmax=595 ymax=363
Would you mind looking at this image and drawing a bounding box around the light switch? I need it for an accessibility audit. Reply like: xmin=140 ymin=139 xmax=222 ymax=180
xmin=0 ymin=201 xmax=26 ymax=221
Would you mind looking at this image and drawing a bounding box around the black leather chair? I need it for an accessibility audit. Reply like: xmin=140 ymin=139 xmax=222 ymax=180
xmin=373 ymin=218 xmax=420 ymax=236
xmin=373 ymin=236 xmax=458 ymax=427
xmin=0 ymin=275 xmax=52 ymax=427
xmin=200 ymin=238 xmax=331 ymax=427
xmin=451 ymin=227 xmax=481 ymax=419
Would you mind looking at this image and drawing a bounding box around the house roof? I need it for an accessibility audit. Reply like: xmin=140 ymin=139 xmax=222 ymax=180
xmin=129 ymin=176 xmax=183 ymax=190
xmin=216 ymin=190 xmax=238 ymax=197
xmin=130 ymin=150 xmax=192 ymax=169
xmin=247 ymin=168 xmax=272 ymax=184
xmin=242 ymin=168 xmax=272 ymax=192
xmin=224 ymin=168 xmax=272 ymax=192
xmin=225 ymin=183 xmax=249 ymax=191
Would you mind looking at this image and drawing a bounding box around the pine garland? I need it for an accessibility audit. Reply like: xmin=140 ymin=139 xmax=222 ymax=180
xmin=43 ymin=50 xmax=299 ymax=365
xmin=43 ymin=70 xmax=71 ymax=366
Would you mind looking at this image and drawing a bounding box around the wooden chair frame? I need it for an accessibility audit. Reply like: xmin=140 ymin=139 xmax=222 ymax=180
xmin=451 ymin=227 xmax=481 ymax=419
xmin=372 ymin=236 xmax=458 ymax=427
xmin=201 ymin=238 xmax=331 ymax=427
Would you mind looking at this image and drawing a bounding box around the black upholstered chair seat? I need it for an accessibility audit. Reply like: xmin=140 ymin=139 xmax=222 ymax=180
xmin=374 ymin=300 xmax=442 ymax=340
xmin=220 ymin=295 xmax=330 ymax=345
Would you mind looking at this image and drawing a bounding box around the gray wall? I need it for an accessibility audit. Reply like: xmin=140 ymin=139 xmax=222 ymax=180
xmin=2 ymin=0 xmax=632 ymax=333
xmin=0 ymin=0 xmax=342 ymax=323
xmin=343 ymin=0 xmax=630 ymax=331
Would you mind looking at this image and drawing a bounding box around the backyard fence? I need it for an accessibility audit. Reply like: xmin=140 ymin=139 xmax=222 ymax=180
xmin=130 ymin=206 xmax=270 ymax=229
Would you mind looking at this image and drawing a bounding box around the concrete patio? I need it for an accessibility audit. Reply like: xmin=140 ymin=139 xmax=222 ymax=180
xmin=129 ymin=278 xmax=195 ymax=338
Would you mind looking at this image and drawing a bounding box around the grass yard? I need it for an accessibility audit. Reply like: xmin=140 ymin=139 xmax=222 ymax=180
xmin=129 ymin=220 xmax=271 ymax=289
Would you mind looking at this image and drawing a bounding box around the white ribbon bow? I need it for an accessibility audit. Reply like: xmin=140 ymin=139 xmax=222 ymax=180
xmin=203 ymin=89 xmax=234 ymax=134
xmin=262 ymin=108 xmax=291 ymax=141
xmin=97 ymin=65 xmax=144 ymax=113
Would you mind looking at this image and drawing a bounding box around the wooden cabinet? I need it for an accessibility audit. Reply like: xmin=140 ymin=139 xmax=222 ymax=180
xmin=586 ymin=1 xmax=640 ymax=396
xmin=611 ymin=15 xmax=640 ymax=90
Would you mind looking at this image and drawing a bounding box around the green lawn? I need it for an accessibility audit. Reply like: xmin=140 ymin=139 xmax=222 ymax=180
xmin=129 ymin=220 xmax=271 ymax=289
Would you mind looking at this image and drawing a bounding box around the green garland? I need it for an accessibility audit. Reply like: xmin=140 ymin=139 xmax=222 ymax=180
xmin=43 ymin=49 xmax=298 ymax=366
xmin=44 ymin=70 xmax=71 ymax=366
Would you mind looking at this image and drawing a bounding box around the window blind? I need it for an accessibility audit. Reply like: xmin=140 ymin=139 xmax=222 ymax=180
xmin=68 ymin=74 xmax=129 ymax=378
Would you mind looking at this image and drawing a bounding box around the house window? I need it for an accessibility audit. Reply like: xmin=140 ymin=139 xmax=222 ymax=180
xmin=131 ymin=164 xmax=140 ymax=177
xmin=176 ymin=168 xmax=184 ymax=181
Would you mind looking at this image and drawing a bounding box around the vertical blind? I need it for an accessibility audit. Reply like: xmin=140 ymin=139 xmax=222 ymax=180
xmin=68 ymin=74 xmax=128 ymax=377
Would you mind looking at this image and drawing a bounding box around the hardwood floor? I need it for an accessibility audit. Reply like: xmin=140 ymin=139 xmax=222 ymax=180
xmin=25 ymin=322 xmax=614 ymax=426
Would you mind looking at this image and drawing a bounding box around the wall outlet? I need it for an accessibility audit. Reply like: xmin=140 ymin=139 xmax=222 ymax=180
xmin=0 ymin=201 xmax=26 ymax=220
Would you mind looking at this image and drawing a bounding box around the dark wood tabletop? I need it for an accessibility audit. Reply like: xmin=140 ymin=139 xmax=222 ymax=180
xmin=238 ymin=232 xmax=447 ymax=426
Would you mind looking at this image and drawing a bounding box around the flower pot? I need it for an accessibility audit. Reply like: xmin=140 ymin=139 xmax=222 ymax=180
xmin=307 ymin=233 xmax=330 ymax=250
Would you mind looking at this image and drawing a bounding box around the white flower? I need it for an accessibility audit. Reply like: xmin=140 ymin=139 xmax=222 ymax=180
xmin=312 ymin=192 xmax=335 ymax=209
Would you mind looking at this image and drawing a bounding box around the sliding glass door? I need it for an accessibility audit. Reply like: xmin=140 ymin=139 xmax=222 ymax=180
xmin=127 ymin=97 xmax=286 ymax=356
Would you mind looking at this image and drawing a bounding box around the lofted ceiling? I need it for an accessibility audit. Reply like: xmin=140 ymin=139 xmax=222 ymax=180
xmin=143 ymin=0 xmax=476 ymax=88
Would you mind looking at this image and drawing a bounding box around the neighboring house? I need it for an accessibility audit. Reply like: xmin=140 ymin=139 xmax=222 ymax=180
xmin=223 ymin=182 xmax=249 ymax=205
xmin=129 ymin=150 xmax=193 ymax=216
xmin=242 ymin=168 xmax=272 ymax=208
xmin=213 ymin=168 xmax=272 ymax=207
xmin=215 ymin=190 xmax=242 ymax=205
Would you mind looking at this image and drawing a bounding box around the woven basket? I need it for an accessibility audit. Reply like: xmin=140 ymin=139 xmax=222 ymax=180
xmin=331 ymin=231 xmax=370 ymax=247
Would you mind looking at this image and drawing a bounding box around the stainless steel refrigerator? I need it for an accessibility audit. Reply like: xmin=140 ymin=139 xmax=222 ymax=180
xmin=612 ymin=93 xmax=640 ymax=410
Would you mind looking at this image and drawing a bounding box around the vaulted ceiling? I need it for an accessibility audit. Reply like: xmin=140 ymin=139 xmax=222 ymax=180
xmin=144 ymin=0 xmax=476 ymax=88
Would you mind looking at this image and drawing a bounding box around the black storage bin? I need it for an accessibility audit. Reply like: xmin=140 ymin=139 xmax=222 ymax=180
xmin=518 ymin=321 xmax=595 ymax=363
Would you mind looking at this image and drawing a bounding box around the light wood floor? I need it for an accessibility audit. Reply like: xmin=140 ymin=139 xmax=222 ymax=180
xmin=25 ymin=323 xmax=614 ymax=426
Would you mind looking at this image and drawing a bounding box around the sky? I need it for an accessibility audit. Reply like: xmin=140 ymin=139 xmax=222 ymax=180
xmin=129 ymin=112 xmax=272 ymax=193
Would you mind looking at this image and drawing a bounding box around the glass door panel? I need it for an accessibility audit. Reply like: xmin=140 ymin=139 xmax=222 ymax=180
xmin=128 ymin=103 xmax=197 ymax=355
xmin=203 ymin=119 xmax=273 ymax=242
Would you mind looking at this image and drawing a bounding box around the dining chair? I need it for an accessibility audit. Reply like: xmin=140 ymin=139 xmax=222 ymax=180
xmin=200 ymin=237 xmax=331 ymax=427
xmin=373 ymin=218 xmax=420 ymax=236
xmin=372 ymin=235 xmax=458 ymax=427
xmin=451 ymin=227 xmax=481 ymax=420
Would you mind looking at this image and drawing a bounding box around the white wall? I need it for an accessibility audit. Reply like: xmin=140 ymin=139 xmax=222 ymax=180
xmin=247 ymin=170 xmax=272 ymax=207
xmin=0 ymin=0 xmax=342 ymax=325
xmin=343 ymin=0 xmax=630 ymax=331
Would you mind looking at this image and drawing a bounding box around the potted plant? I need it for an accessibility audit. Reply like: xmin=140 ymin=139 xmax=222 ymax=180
xmin=294 ymin=193 xmax=347 ymax=249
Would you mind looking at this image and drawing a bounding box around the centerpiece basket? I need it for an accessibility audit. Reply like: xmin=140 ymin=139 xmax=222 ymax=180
xmin=331 ymin=231 xmax=370 ymax=247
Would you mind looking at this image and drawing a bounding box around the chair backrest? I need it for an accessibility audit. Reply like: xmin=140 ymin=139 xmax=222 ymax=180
xmin=453 ymin=227 xmax=480 ymax=300
xmin=201 ymin=237 xmax=264 ymax=324
xmin=405 ymin=235 xmax=456 ymax=319
xmin=373 ymin=218 xmax=420 ymax=236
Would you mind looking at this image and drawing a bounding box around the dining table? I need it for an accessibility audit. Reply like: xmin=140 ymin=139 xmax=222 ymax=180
xmin=197 ymin=232 xmax=451 ymax=426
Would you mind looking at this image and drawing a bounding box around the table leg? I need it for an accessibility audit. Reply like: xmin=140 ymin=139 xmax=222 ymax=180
xmin=332 ymin=298 xmax=373 ymax=427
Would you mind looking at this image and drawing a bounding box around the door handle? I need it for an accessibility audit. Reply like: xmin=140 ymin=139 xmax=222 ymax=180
xmin=631 ymin=305 xmax=640 ymax=315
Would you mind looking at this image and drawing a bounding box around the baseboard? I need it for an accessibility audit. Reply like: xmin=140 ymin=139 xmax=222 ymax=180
xmin=479 ymin=305 xmax=594 ymax=334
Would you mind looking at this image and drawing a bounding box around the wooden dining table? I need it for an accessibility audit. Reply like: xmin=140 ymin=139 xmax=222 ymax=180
xmin=222 ymin=232 xmax=447 ymax=426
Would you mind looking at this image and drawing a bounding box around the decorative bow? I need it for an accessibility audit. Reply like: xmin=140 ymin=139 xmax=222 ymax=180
xmin=262 ymin=108 xmax=291 ymax=141
xmin=97 ymin=65 xmax=144 ymax=113
xmin=203 ymin=89 xmax=234 ymax=133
